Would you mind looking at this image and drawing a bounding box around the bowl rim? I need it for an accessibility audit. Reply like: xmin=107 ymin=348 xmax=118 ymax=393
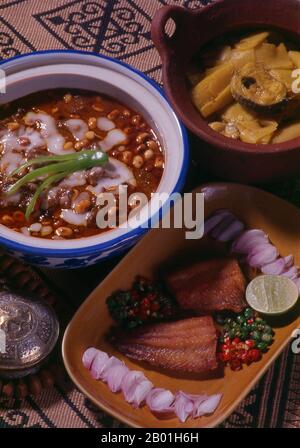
xmin=156 ymin=0 xmax=300 ymax=155
xmin=0 ymin=50 xmax=189 ymax=257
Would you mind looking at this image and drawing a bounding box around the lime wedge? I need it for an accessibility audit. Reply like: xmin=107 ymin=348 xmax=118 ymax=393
xmin=246 ymin=275 xmax=299 ymax=315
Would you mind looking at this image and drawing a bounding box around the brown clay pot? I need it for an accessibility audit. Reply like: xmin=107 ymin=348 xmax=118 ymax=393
xmin=151 ymin=0 xmax=300 ymax=183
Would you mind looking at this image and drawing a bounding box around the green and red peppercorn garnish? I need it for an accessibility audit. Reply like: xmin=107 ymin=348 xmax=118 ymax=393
xmin=106 ymin=276 xmax=176 ymax=329
xmin=217 ymin=307 xmax=274 ymax=370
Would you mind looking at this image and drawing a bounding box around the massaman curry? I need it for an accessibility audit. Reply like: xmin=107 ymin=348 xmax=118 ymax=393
xmin=0 ymin=90 xmax=164 ymax=239
xmin=188 ymin=30 xmax=300 ymax=144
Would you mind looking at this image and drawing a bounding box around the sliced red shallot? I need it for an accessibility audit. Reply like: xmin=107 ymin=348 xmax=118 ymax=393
xmin=131 ymin=379 xmax=153 ymax=408
xmin=284 ymin=255 xmax=294 ymax=268
xmin=106 ymin=363 xmax=129 ymax=393
xmin=261 ymin=257 xmax=286 ymax=275
xmin=174 ymin=391 xmax=197 ymax=423
xmin=97 ymin=355 xmax=122 ymax=382
xmin=247 ymin=243 xmax=278 ymax=268
xmin=90 ymin=350 xmax=110 ymax=380
xmin=146 ymin=388 xmax=175 ymax=415
xmin=281 ymin=265 xmax=299 ymax=280
xmin=210 ymin=214 xmax=235 ymax=239
xmin=193 ymin=393 xmax=222 ymax=417
xmin=203 ymin=210 xmax=233 ymax=236
xmin=215 ymin=219 xmax=245 ymax=242
xmin=231 ymin=229 xmax=268 ymax=254
xmin=122 ymin=370 xmax=148 ymax=404
xmin=261 ymin=255 xmax=294 ymax=275
xmin=83 ymin=350 xmax=223 ymax=421
xmin=82 ymin=347 xmax=99 ymax=370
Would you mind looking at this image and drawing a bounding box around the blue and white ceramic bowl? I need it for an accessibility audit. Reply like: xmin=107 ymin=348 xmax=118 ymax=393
xmin=0 ymin=51 xmax=189 ymax=269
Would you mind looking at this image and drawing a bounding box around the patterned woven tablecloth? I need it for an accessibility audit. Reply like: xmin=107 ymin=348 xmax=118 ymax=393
xmin=0 ymin=0 xmax=300 ymax=429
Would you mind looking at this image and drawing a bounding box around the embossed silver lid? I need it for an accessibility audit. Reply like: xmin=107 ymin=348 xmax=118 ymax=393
xmin=0 ymin=290 xmax=59 ymax=378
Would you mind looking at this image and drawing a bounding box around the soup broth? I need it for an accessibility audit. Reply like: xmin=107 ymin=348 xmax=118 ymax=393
xmin=0 ymin=90 xmax=164 ymax=239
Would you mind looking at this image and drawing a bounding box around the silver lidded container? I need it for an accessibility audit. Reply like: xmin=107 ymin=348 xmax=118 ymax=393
xmin=0 ymin=290 xmax=59 ymax=379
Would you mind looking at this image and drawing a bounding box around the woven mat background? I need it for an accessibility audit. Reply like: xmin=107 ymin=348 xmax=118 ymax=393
xmin=0 ymin=0 xmax=300 ymax=428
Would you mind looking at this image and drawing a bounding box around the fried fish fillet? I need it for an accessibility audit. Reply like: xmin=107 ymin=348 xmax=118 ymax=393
xmin=112 ymin=316 xmax=218 ymax=373
xmin=165 ymin=257 xmax=246 ymax=313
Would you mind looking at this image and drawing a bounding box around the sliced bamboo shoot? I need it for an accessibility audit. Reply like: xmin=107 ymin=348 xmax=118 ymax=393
xmin=200 ymin=85 xmax=233 ymax=118
xmin=272 ymin=121 xmax=300 ymax=143
xmin=235 ymin=32 xmax=269 ymax=50
xmin=191 ymin=62 xmax=234 ymax=112
xmin=288 ymin=51 xmax=300 ymax=68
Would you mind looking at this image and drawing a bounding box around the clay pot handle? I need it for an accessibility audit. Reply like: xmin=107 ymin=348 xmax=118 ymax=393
xmin=151 ymin=6 xmax=189 ymax=60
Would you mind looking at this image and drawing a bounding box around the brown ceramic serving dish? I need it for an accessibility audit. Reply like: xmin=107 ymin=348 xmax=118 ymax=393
xmin=63 ymin=183 xmax=300 ymax=428
xmin=151 ymin=0 xmax=300 ymax=183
